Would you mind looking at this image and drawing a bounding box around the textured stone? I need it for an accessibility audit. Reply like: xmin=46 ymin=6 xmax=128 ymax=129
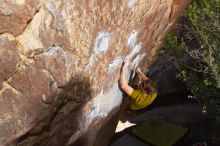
xmin=0 ymin=87 xmax=42 ymax=145
xmin=34 ymin=46 xmax=75 ymax=86
xmin=0 ymin=0 xmax=39 ymax=36
xmin=0 ymin=34 xmax=20 ymax=87
xmin=0 ymin=0 xmax=190 ymax=145
xmin=70 ymin=109 xmax=120 ymax=146
xmin=8 ymin=64 xmax=54 ymax=103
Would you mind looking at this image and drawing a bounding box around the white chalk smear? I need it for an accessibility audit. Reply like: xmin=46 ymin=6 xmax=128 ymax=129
xmin=45 ymin=46 xmax=59 ymax=56
xmin=127 ymin=30 xmax=138 ymax=49
xmin=87 ymin=31 xmax=112 ymax=68
xmin=127 ymin=0 xmax=136 ymax=10
xmin=126 ymin=43 xmax=142 ymax=61
xmin=47 ymin=1 xmax=65 ymax=30
xmin=132 ymin=53 xmax=147 ymax=70
xmin=84 ymin=81 xmax=123 ymax=127
xmin=131 ymin=53 xmax=147 ymax=78
xmin=41 ymin=94 xmax=47 ymax=102
xmin=107 ymin=57 xmax=123 ymax=74
xmin=94 ymin=31 xmax=111 ymax=54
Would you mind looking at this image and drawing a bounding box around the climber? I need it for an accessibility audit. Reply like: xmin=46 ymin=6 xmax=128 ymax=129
xmin=119 ymin=59 xmax=158 ymax=110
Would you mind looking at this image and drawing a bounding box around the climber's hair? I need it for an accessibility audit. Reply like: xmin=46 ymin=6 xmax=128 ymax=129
xmin=139 ymin=80 xmax=158 ymax=95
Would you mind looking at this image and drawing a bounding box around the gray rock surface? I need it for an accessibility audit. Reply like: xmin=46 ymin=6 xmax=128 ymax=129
xmin=0 ymin=0 xmax=190 ymax=145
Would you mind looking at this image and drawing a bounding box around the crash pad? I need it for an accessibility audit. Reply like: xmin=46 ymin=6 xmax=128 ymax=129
xmin=110 ymin=134 xmax=149 ymax=146
xmin=132 ymin=117 xmax=188 ymax=146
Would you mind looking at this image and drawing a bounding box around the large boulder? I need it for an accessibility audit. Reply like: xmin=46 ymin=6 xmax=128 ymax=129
xmin=0 ymin=0 xmax=190 ymax=145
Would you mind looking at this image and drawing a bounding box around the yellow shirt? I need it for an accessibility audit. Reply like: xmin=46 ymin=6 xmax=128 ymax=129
xmin=129 ymin=89 xmax=157 ymax=110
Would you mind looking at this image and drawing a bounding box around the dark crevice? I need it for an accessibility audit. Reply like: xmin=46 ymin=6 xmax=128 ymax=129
xmin=168 ymin=4 xmax=174 ymax=23
xmin=0 ymin=31 xmax=12 ymax=36
xmin=5 ymin=81 xmax=24 ymax=96
xmin=20 ymin=6 xmax=41 ymax=36
xmin=6 ymin=53 xmax=22 ymax=82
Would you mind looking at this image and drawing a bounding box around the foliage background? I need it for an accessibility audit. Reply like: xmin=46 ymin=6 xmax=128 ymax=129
xmin=163 ymin=0 xmax=220 ymax=126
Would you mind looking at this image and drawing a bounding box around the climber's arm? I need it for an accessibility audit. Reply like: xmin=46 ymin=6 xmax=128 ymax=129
xmin=119 ymin=60 xmax=133 ymax=95
xmin=136 ymin=67 xmax=149 ymax=81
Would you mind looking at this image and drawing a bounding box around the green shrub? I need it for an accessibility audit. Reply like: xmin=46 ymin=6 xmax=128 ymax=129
xmin=163 ymin=0 xmax=220 ymax=126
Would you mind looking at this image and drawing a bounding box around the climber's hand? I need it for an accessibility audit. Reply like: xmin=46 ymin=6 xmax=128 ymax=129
xmin=122 ymin=59 xmax=129 ymax=72
xmin=135 ymin=67 xmax=149 ymax=81
xmin=136 ymin=67 xmax=141 ymax=73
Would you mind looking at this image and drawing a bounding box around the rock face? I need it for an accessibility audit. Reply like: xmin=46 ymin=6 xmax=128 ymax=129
xmin=0 ymin=0 xmax=190 ymax=146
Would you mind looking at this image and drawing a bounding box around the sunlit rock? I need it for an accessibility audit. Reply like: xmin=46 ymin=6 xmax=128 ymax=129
xmin=0 ymin=0 xmax=190 ymax=145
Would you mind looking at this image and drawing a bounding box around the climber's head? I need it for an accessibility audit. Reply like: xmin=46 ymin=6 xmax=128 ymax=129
xmin=139 ymin=80 xmax=157 ymax=95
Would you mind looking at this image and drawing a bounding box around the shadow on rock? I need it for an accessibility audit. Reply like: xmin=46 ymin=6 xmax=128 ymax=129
xmin=15 ymin=74 xmax=93 ymax=146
